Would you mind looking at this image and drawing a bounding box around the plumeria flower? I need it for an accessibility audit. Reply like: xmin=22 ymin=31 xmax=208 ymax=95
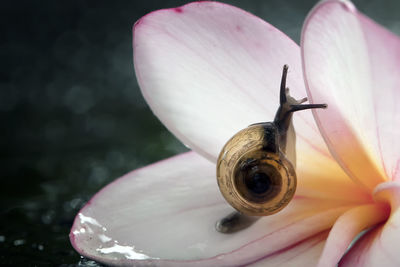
xmin=70 ymin=0 xmax=400 ymax=266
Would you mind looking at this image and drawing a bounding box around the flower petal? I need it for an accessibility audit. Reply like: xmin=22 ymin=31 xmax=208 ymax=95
xmin=296 ymin=138 xmax=372 ymax=202
xmin=357 ymin=13 xmax=400 ymax=182
xmin=301 ymin=0 xmax=400 ymax=189
xmin=134 ymin=1 xmax=316 ymax=162
xmin=340 ymin=182 xmax=400 ymax=266
xmin=317 ymin=203 xmax=389 ymax=267
xmin=248 ymin=231 xmax=329 ymax=267
xmin=70 ymin=152 xmax=360 ymax=266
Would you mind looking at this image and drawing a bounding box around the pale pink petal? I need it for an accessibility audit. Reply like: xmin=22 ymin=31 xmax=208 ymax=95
xmin=70 ymin=152 xmax=361 ymax=266
xmin=301 ymin=0 xmax=400 ymax=189
xmin=134 ymin=1 xmax=326 ymax=162
xmin=248 ymin=231 xmax=329 ymax=267
xmin=339 ymin=225 xmax=384 ymax=267
xmin=340 ymin=182 xmax=400 ymax=266
xmin=357 ymin=14 xmax=400 ymax=182
xmin=317 ymin=203 xmax=389 ymax=267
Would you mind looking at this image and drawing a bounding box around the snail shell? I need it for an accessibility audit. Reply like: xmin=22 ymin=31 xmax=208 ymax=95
xmin=216 ymin=123 xmax=296 ymax=216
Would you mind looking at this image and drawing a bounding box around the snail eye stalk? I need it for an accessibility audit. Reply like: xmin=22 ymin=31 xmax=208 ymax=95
xmin=215 ymin=65 xmax=327 ymax=234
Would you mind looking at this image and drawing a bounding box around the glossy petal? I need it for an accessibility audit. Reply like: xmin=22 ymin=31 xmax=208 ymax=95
xmin=340 ymin=182 xmax=400 ymax=266
xmin=134 ymin=1 xmax=326 ymax=162
xmin=301 ymin=0 xmax=400 ymax=189
xmin=70 ymin=152 xmax=361 ymax=266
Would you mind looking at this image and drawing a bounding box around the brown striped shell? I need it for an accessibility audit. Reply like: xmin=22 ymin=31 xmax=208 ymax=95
xmin=216 ymin=123 xmax=296 ymax=216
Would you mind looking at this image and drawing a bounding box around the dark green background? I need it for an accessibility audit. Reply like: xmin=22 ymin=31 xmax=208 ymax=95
xmin=1 ymin=0 xmax=398 ymax=265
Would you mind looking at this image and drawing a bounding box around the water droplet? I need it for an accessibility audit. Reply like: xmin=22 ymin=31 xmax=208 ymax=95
xmin=13 ymin=239 xmax=25 ymax=246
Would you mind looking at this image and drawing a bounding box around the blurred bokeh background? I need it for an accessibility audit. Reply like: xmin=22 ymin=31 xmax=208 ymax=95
xmin=1 ymin=0 xmax=399 ymax=265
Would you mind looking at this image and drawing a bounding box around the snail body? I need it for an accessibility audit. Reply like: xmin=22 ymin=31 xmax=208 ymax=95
xmin=216 ymin=65 xmax=326 ymax=217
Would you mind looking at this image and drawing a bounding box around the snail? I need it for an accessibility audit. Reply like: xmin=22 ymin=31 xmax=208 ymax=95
xmin=216 ymin=65 xmax=327 ymax=233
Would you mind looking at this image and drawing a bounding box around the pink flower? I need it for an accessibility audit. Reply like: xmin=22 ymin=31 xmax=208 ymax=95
xmin=70 ymin=1 xmax=400 ymax=266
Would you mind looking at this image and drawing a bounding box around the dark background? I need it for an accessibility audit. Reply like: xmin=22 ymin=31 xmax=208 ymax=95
xmin=1 ymin=0 xmax=398 ymax=265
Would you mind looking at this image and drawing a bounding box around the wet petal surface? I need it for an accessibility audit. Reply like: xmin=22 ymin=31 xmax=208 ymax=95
xmin=70 ymin=152 xmax=369 ymax=266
